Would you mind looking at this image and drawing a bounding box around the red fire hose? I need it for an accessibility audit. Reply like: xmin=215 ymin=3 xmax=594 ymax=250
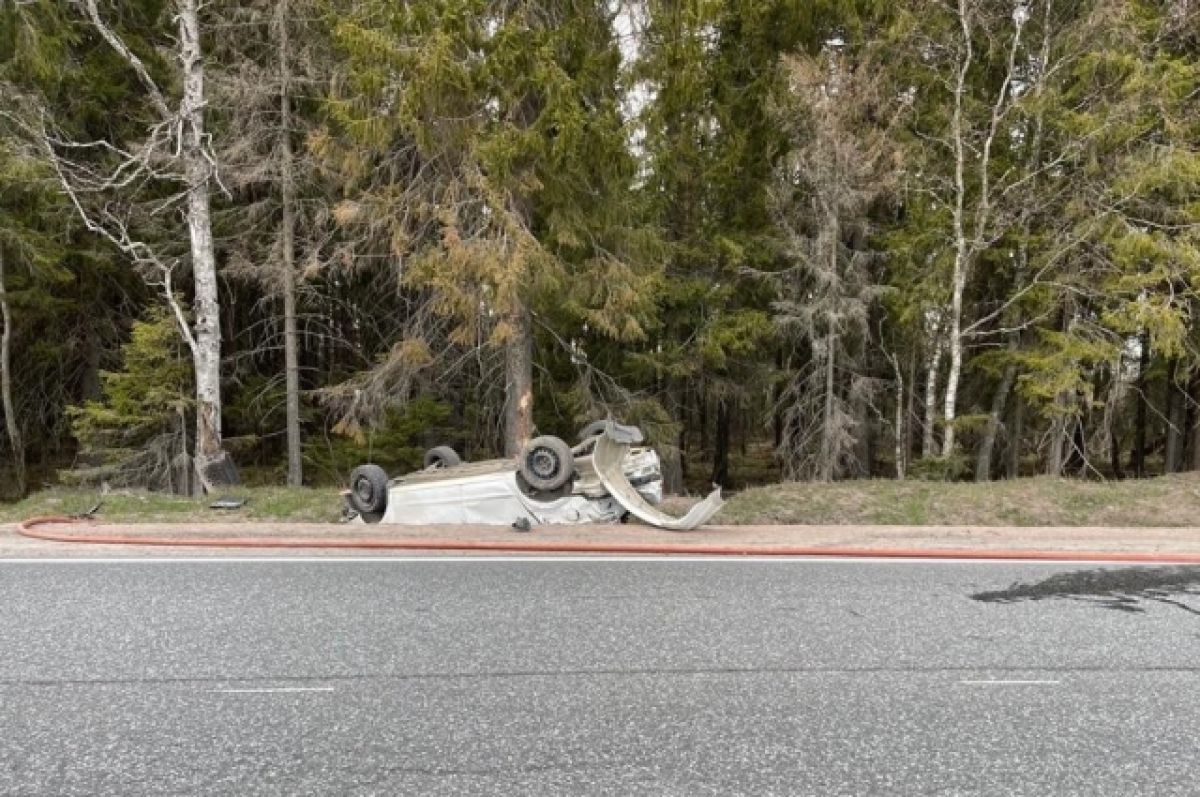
xmin=17 ymin=515 xmax=1200 ymax=563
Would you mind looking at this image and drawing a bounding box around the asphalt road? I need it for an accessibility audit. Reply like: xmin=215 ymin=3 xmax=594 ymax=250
xmin=3 ymin=557 xmax=1200 ymax=795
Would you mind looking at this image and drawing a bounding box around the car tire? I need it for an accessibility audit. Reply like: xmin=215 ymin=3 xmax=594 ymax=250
xmin=518 ymin=435 xmax=575 ymax=492
xmin=348 ymin=463 xmax=389 ymax=515
xmin=423 ymin=445 xmax=462 ymax=469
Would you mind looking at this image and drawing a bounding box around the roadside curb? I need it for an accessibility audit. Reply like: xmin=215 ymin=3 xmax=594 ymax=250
xmin=17 ymin=516 xmax=1200 ymax=563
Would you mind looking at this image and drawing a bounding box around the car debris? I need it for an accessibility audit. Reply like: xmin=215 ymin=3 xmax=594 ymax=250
xmin=343 ymin=421 xmax=723 ymax=530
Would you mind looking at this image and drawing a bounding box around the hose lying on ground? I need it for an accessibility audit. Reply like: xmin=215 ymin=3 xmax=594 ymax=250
xmin=17 ymin=516 xmax=1200 ymax=563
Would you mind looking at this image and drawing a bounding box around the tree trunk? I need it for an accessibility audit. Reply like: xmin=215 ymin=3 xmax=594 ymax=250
xmin=941 ymin=1 xmax=972 ymax=461
xmin=820 ymin=333 xmax=837 ymax=481
xmin=679 ymin=382 xmax=691 ymax=484
xmin=892 ymin=354 xmax=906 ymax=480
xmin=1165 ymin=358 xmax=1184 ymax=474
xmin=859 ymin=393 xmax=874 ymax=478
xmin=941 ymin=271 xmax=966 ymax=460
xmin=277 ymin=0 xmax=303 ymax=487
xmin=503 ymin=302 xmax=534 ymax=457
xmin=1066 ymin=406 xmax=1087 ymax=475
xmin=772 ymin=349 xmax=784 ymax=449
xmin=739 ymin=405 xmax=748 ymax=458
xmin=80 ymin=326 xmax=102 ymax=400
xmin=1046 ymin=401 xmax=1067 ymax=477
xmin=660 ymin=381 xmax=683 ymax=495
xmin=905 ymin=350 xmax=917 ymax=468
xmin=1131 ymin=332 xmax=1150 ymax=477
xmin=712 ymin=397 xmax=730 ymax=488
xmin=922 ymin=335 xmax=945 ymax=459
xmin=1190 ymin=370 xmax=1200 ymax=471
xmin=0 ymin=251 xmax=25 ymax=496
xmin=1006 ymin=389 xmax=1023 ymax=478
xmin=662 ymin=443 xmax=683 ymax=495
xmin=975 ymin=363 xmax=1016 ymax=481
xmin=1132 ymin=333 xmax=1150 ymax=477
xmin=179 ymin=0 xmax=233 ymax=491
xmin=1109 ymin=429 xmax=1125 ymax=480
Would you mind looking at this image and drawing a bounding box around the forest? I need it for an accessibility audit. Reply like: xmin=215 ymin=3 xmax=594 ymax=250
xmin=0 ymin=0 xmax=1197 ymax=499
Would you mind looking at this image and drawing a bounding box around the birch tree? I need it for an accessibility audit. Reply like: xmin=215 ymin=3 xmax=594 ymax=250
xmin=938 ymin=0 xmax=1029 ymax=459
xmin=47 ymin=0 xmax=236 ymax=490
xmin=889 ymin=0 xmax=1073 ymax=464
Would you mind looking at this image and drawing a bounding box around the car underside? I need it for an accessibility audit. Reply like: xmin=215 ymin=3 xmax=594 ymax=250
xmin=344 ymin=421 xmax=723 ymax=530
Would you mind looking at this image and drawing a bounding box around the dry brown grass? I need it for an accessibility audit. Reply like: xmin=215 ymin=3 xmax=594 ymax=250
xmin=719 ymin=473 xmax=1200 ymax=526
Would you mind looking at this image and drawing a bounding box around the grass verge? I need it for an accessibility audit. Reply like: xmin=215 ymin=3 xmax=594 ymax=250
xmin=6 ymin=474 xmax=1200 ymax=527
xmin=719 ymin=473 xmax=1200 ymax=527
xmin=0 ymin=486 xmax=343 ymax=525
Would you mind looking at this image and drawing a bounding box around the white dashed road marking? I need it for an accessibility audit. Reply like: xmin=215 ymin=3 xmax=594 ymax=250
xmin=959 ymin=679 xmax=1060 ymax=686
xmin=209 ymin=687 xmax=336 ymax=694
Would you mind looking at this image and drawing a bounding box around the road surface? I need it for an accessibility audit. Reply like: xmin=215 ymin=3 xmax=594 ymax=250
xmin=3 ymin=556 xmax=1200 ymax=795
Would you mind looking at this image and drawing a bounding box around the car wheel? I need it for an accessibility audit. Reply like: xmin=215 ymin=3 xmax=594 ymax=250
xmin=423 ymin=445 xmax=462 ymax=469
xmin=348 ymin=463 xmax=389 ymax=515
xmin=518 ymin=435 xmax=575 ymax=492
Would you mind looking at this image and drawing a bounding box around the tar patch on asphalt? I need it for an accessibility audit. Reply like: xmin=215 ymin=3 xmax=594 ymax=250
xmin=971 ymin=567 xmax=1200 ymax=615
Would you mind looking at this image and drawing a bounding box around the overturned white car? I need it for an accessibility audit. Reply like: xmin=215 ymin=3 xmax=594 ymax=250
xmin=344 ymin=421 xmax=723 ymax=530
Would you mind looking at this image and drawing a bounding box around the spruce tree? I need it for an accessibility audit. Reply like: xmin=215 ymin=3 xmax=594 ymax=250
xmin=322 ymin=0 xmax=658 ymax=454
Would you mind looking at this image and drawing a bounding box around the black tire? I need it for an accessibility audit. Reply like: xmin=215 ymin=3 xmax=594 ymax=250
xmin=423 ymin=445 xmax=462 ymax=469
xmin=518 ymin=435 xmax=575 ymax=492
xmin=348 ymin=463 xmax=389 ymax=515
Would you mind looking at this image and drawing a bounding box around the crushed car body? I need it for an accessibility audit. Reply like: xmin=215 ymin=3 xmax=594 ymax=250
xmin=344 ymin=421 xmax=723 ymax=530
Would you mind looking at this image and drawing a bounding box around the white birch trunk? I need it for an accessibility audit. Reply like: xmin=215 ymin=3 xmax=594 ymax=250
xmin=923 ymin=334 xmax=945 ymax=459
xmin=941 ymin=0 xmax=1026 ymax=460
xmin=941 ymin=0 xmax=973 ymax=460
xmin=177 ymin=0 xmax=226 ymax=486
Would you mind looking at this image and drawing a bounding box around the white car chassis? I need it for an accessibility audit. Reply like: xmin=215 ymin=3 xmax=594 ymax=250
xmin=346 ymin=424 xmax=723 ymax=530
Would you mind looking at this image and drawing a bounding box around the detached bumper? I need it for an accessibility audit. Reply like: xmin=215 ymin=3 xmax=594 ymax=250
xmin=592 ymin=435 xmax=723 ymax=531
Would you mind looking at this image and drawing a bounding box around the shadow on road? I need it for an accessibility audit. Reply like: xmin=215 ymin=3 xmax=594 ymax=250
xmin=972 ymin=567 xmax=1200 ymax=615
